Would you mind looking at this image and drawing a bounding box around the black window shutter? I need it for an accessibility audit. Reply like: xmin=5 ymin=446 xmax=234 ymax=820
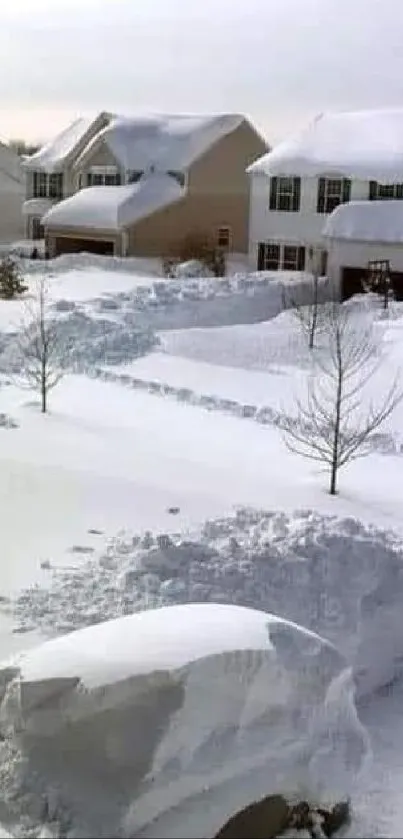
xmin=396 ymin=184 xmax=403 ymax=199
xmin=317 ymin=178 xmax=326 ymax=213
xmin=369 ymin=181 xmax=378 ymax=200
xmin=87 ymin=173 xmax=92 ymax=187
xmin=269 ymin=177 xmax=278 ymax=210
xmin=257 ymin=243 xmax=265 ymax=271
xmin=33 ymin=172 xmax=38 ymax=197
xmin=297 ymin=246 xmax=306 ymax=271
xmin=292 ymin=177 xmax=301 ymax=212
xmin=342 ymin=179 xmax=351 ymax=203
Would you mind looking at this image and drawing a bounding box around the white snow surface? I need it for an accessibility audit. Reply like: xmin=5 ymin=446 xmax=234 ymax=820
xmin=324 ymin=199 xmax=403 ymax=243
xmin=43 ymin=173 xmax=184 ymax=231
xmin=73 ymin=112 xmax=244 ymax=172
xmin=22 ymin=117 xmax=96 ymax=173
xmin=0 ymin=258 xmax=402 ymax=836
xmin=0 ymin=604 xmax=366 ymax=838
xmin=248 ymin=107 xmax=403 ymax=180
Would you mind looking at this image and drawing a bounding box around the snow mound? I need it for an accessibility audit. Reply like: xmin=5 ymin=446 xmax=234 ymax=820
xmin=14 ymin=509 xmax=403 ymax=698
xmin=173 ymin=259 xmax=214 ymax=279
xmin=0 ymin=604 xmax=367 ymax=838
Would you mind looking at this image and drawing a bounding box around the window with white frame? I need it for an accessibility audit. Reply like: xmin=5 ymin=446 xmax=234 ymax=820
xmin=217 ymin=226 xmax=231 ymax=250
xmin=32 ymin=172 xmax=63 ymax=199
xmin=269 ymin=177 xmax=301 ymax=212
xmin=257 ymin=242 xmax=305 ymax=272
xmin=369 ymin=181 xmax=403 ymax=200
xmin=317 ymin=177 xmax=351 ymax=214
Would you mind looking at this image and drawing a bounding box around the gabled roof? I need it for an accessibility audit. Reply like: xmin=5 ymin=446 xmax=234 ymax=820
xmin=323 ymin=200 xmax=403 ymax=243
xmin=73 ymin=113 xmax=244 ymax=172
xmin=23 ymin=113 xmax=113 ymax=173
xmin=42 ymin=173 xmax=184 ymax=231
xmin=248 ymin=108 xmax=403 ymax=181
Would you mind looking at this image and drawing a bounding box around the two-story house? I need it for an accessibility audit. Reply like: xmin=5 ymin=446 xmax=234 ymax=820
xmin=247 ymin=108 xmax=403 ymax=285
xmin=22 ymin=112 xmax=113 ymax=241
xmin=23 ymin=113 xmax=268 ymax=258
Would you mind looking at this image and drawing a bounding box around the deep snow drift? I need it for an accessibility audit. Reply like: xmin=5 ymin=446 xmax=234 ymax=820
xmin=0 ymin=604 xmax=366 ymax=839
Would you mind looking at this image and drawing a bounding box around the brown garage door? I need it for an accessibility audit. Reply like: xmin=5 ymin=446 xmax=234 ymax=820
xmin=342 ymin=266 xmax=403 ymax=301
xmin=55 ymin=237 xmax=114 ymax=257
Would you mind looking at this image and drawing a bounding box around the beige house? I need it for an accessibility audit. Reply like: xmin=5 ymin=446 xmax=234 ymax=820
xmin=22 ymin=113 xmax=268 ymax=258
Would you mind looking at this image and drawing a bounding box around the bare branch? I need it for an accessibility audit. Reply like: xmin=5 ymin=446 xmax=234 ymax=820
xmin=12 ymin=274 xmax=66 ymax=413
xmin=281 ymin=301 xmax=402 ymax=494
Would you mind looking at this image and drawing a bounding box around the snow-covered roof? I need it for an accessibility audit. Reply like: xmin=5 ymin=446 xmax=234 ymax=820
xmin=323 ymin=199 xmax=403 ymax=243
xmin=73 ymin=113 xmax=244 ymax=172
xmin=248 ymin=108 xmax=403 ymax=181
xmin=42 ymin=172 xmax=184 ymax=231
xmin=23 ymin=116 xmax=102 ymax=173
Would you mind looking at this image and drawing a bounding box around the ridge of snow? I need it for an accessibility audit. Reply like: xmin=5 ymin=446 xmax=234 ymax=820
xmin=248 ymin=107 xmax=403 ymax=181
xmin=323 ymin=199 xmax=403 ymax=243
xmin=42 ymin=173 xmax=184 ymax=231
xmin=0 ymin=604 xmax=367 ymax=838
xmin=73 ymin=112 xmax=244 ymax=172
xmin=22 ymin=117 xmax=99 ymax=174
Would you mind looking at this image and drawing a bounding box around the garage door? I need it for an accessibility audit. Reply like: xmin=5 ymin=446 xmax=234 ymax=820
xmin=55 ymin=237 xmax=114 ymax=257
xmin=342 ymin=266 xmax=403 ymax=301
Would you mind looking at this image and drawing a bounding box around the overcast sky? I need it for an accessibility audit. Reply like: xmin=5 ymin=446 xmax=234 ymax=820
xmin=2 ymin=0 xmax=403 ymax=146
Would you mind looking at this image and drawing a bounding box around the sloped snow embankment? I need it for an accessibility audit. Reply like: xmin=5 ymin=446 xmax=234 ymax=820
xmin=0 ymin=604 xmax=367 ymax=838
xmin=14 ymin=509 xmax=403 ymax=700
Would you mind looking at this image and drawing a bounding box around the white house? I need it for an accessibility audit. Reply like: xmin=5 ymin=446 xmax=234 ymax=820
xmin=0 ymin=141 xmax=24 ymax=244
xmin=247 ymin=107 xmax=403 ymax=291
xmin=324 ymin=200 xmax=403 ymax=298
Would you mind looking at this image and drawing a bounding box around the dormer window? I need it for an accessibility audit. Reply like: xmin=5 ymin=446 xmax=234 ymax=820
xmin=269 ymin=177 xmax=301 ymax=212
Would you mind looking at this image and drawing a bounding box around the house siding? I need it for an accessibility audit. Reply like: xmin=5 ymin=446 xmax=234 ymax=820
xmin=127 ymin=119 xmax=268 ymax=256
xmin=249 ymin=174 xmax=373 ymax=267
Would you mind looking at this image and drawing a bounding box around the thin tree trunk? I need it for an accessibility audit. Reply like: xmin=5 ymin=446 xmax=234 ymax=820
xmin=309 ymin=274 xmax=319 ymax=349
xmin=330 ymin=334 xmax=343 ymax=495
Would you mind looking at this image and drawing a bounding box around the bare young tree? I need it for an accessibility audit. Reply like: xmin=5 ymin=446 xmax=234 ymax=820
xmin=281 ymin=302 xmax=402 ymax=495
xmin=283 ymin=248 xmax=330 ymax=349
xmin=15 ymin=276 xmax=65 ymax=413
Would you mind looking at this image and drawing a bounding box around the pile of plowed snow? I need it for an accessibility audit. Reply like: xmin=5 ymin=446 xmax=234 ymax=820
xmin=14 ymin=508 xmax=403 ymax=698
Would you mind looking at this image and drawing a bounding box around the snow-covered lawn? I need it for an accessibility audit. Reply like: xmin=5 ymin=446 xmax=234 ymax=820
xmin=0 ymin=255 xmax=402 ymax=837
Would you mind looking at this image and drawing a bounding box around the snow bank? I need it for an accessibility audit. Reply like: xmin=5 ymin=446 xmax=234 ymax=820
xmin=0 ymin=604 xmax=366 ymax=838
xmin=14 ymin=509 xmax=403 ymax=699
xmin=248 ymin=107 xmax=403 ymax=181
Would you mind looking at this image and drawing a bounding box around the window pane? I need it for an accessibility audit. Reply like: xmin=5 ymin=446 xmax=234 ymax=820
xmin=264 ymin=244 xmax=280 ymax=270
xmin=92 ymin=174 xmax=103 ymax=186
xmin=278 ymin=177 xmax=293 ymax=194
xmin=326 ymin=179 xmax=342 ymax=196
xmin=283 ymin=246 xmax=298 ymax=271
xmin=217 ymin=227 xmax=230 ymax=249
xmin=326 ymin=195 xmax=341 ymax=214
xmin=278 ymin=194 xmax=292 ymax=211
xmin=378 ymin=184 xmax=395 ymax=199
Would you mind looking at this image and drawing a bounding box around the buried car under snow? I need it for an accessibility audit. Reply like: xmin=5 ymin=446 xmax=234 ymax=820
xmin=0 ymin=603 xmax=368 ymax=838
